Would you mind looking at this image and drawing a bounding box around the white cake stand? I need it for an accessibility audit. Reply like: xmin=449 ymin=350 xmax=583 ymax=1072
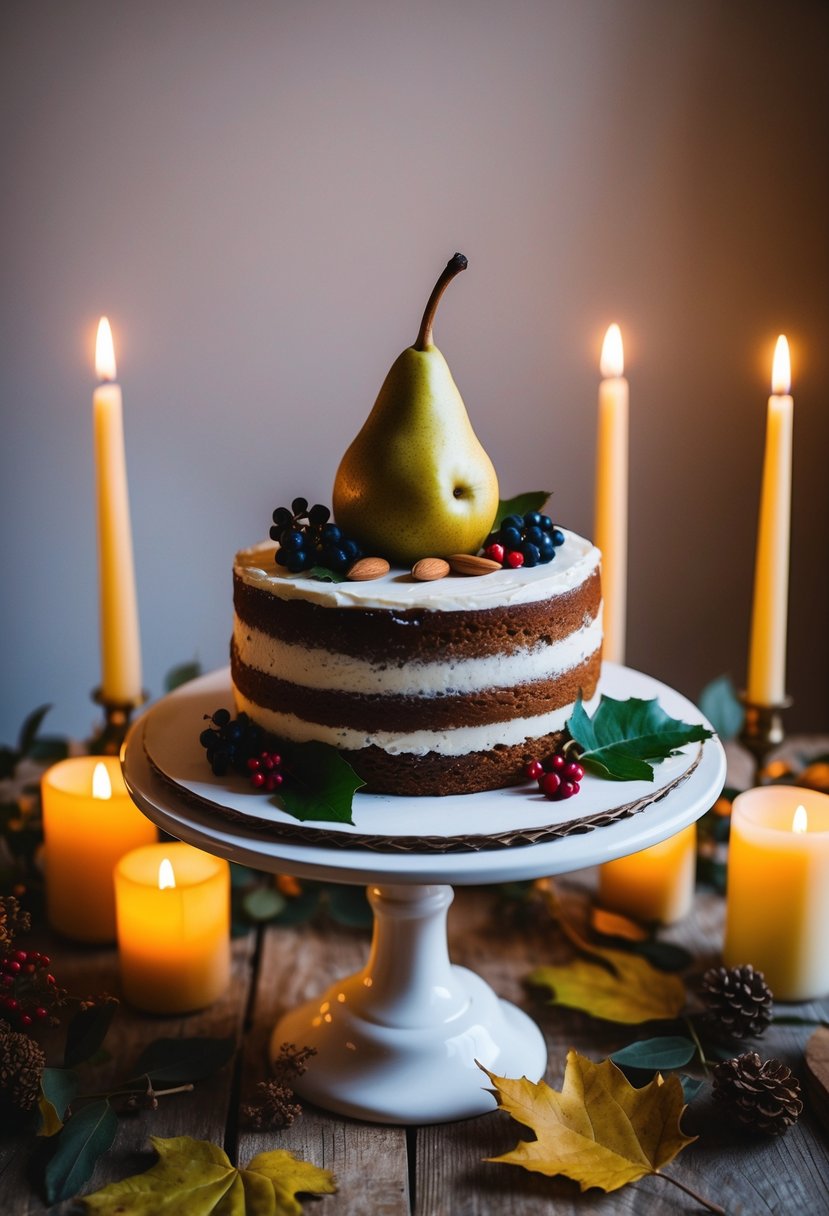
xmin=122 ymin=664 xmax=726 ymax=1125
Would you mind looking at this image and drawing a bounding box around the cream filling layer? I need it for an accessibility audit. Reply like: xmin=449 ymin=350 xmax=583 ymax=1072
xmin=232 ymin=610 xmax=602 ymax=697
xmin=232 ymin=688 xmax=601 ymax=758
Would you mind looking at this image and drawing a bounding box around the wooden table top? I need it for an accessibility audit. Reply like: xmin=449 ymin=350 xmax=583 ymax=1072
xmin=1 ymin=871 xmax=827 ymax=1216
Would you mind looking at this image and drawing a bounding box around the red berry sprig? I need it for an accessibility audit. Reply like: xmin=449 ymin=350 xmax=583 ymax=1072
xmin=0 ymin=948 xmax=61 ymax=1029
xmin=247 ymin=751 xmax=285 ymax=792
xmin=523 ymin=751 xmax=585 ymax=801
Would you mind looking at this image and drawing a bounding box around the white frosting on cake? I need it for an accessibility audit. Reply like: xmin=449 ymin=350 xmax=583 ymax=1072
xmin=232 ymin=610 xmax=603 ymax=696
xmin=234 ymin=528 xmax=600 ymax=611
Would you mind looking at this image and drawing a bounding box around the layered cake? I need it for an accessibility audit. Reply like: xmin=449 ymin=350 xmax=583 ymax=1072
xmin=231 ymin=530 xmax=602 ymax=796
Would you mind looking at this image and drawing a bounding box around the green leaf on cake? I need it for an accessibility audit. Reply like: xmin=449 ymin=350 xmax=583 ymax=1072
xmin=308 ymin=565 xmax=349 ymax=584
xmin=568 ymin=694 xmax=714 ymax=782
xmin=495 ymin=491 xmax=551 ymax=525
xmin=277 ymin=742 xmax=366 ymax=825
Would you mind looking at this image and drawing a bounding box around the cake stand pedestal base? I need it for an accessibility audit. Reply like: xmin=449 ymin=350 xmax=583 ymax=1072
xmin=273 ymin=882 xmax=546 ymax=1124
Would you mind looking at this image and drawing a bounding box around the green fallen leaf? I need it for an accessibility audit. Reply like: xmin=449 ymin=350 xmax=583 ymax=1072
xmin=495 ymin=491 xmax=551 ymax=525
xmin=37 ymin=1067 xmax=78 ymax=1136
xmin=45 ymin=1099 xmax=118 ymax=1204
xmin=81 ymin=1135 xmax=337 ymax=1215
xmin=130 ymin=1036 xmax=236 ymax=1087
xmin=277 ymin=741 xmax=365 ymax=825
xmin=64 ymin=1000 xmax=118 ymax=1068
xmin=567 ymin=693 xmax=714 ymax=781
xmin=243 ymin=885 xmax=287 ymax=922
xmin=610 ymin=1035 xmax=696 ymax=1071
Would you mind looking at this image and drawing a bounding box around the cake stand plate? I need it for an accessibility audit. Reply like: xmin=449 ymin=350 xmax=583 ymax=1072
xmin=122 ymin=665 xmax=726 ymax=1124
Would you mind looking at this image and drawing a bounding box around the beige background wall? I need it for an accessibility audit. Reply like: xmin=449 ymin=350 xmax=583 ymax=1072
xmin=2 ymin=0 xmax=827 ymax=740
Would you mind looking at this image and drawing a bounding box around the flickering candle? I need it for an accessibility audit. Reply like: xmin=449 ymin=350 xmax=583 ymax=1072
xmin=94 ymin=317 xmax=142 ymax=704
xmin=594 ymin=323 xmax=629 ymax=665
xmin=724 ymin=787 xmax=829 ymax=1000
xmin=41 ymin=756 xmax=157 ymax=942
xmin=115 ymin=843 xmax=230 ymax=1013
xmin=746 ymin=336 xmax=793 ymax=706
xmin=598 ymin=824 xmax=696 ymax=925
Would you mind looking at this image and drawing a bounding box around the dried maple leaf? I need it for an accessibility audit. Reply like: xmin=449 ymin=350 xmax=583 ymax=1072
xmin=528 ymin=951 xmax=685 ymax=1023
xmin=81 ymin=1135 xmax=336 ymax=1215
xmin=483 ymin=1052 xmax=721 ymax=1211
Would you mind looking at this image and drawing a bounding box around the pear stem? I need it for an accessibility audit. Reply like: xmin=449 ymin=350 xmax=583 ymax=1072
xmin=414 ymin=253 xmax=468 ymax=351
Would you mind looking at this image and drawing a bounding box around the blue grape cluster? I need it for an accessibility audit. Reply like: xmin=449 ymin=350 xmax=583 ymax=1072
xmin=199 ymin=708 xmax=264 ymax=776
xmin=484 ymin=512 xmax=565 ymax=569
xmin=270 ymin=497 xmax=363 ymax=575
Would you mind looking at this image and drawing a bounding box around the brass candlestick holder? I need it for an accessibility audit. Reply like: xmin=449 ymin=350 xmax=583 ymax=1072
xmin=738 ymin=694 xmax=792 ymax=782
xmin=89 ymin=688 xmax=148 ymax=756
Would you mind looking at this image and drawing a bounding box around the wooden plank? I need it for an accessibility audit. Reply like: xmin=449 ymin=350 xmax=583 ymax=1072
xmin=416 ymin=883 xmax=829 ymax=1216
xmin=236 ymin=913 xmax=410 ymax=1216
xmin=0 ymin=929 xmax=255 ymax=1215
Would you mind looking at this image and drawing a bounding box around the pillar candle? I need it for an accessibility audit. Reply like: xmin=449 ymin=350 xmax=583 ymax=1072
xmin=598 ymin=824 xmax=696 ymax=925
xmin=94 ymin=317 xmax=142 ymax=704
xmin=41 ymin=756 xmax=157 ymax=942
xmin=746 ymin=335 xmax=793 ymax=705
xmin=594 ymin=323 xmax=629 ymax=665
xmin=115 ymin=843 xmax=230 ymax=1013
xmin=724 ymin=787 xmax=829 ymax=1000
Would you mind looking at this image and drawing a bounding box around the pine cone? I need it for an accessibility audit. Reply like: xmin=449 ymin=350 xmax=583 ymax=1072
xmin=0 ymin=1025 xmax=46 ymax=1126
xmin=713 ymin=1051 xmax=803 ymax=1135
xmin=700 ymin=963 xmax=773 ymax=1038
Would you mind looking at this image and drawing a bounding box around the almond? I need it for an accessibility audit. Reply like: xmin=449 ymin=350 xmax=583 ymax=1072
xmin=411 ymin=557 xmax=450 ymax=582
xmin=447 ymin=553 xmax=502 ymax=576
xmin=347 ymin=556 xmax=390 ymax=582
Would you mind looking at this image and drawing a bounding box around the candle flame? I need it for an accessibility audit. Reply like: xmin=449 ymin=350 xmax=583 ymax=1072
xmin=792 ymin=804 xmax=808 ymax=834
xmin=91 ymin=762 xmax=112 ymax=801
xmin=600 ymin=323 xmax=624 ymax=378
xmin=158 ymin=858 xmax=176 ymax=890
xmin=95 ymin=316 xmax=117 ymax=382
xmin=771 ymin=334 xmax=791 ymax=395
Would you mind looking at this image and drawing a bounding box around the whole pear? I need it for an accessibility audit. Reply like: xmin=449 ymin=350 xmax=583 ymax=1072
xmin=333 ymin=254 xmax=499 ymax=566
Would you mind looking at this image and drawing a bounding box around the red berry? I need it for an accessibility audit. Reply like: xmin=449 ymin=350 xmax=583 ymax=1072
xmin=13 ymin=950 xmax=27 ymax=963
xmin=524 ymin=759 xmax=544 ymax=781
xmin=47 ymin=975 xmax=56 ymax=985
xmin=557 ymin=779 xmax=578 ymax=800
xmin=485 ymin=543 xmax=505 ymax=564
xmin=20 ymin=1014 xmax=32 ymax=1027
xmin=34 ymin=1007 xmax=48 ymax=1020
xmin=250 ymin=771 xmax=266 ymax=789
xmin=4 ymin=998 xmax=19 ymax=1012
xmin=540 ymin=772 xmax=561 ymax=798
xmin=564 ymin=761 xmax=585 ymax=782
xmin=543 ymin=753 xmax=566 ymax=773
xmin=7 ymin=961 xmax=20 ymax=975
xmin=247 ymin=757 xmax=261 ymax=771
xmin=265 ymin=772 xmax=284 ymax=792
xmin=506 ymin=550 xmax=524 ymax=569
xmin=39 ymin=956 xmax=50 ymax=968
xmin=24 ymin=963 xmax=35 ymax=974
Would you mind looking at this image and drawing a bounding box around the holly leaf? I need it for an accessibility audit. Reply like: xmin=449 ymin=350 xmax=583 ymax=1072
xmin=483 ymin=1051 xmax=696 ymax=1193
xmin=308 ymin=565 xmax=348 ymax=584
xmin=495 ymin=491 xmax=551 ymax=525
xmin=81 ymin=1135 xmax=336 ymax=1214
xmin=528 ymin=951 xmax=686 ymax=1023
xmin=567 ymin=694 xmax=713 ymax=781
xmin=277 ymin=742 xmax=365 ymax=825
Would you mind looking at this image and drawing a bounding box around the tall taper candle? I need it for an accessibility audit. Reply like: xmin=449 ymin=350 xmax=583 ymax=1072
xmin=94 ymin=317 xmax=142 ymax=704
xmin=746 ymin=336 xmax=793 ymax=706
xmin=595 ymin=324 xmax=629 ymax=664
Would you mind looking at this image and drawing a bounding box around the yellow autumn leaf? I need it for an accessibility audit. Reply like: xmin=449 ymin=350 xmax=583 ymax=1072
xmin=483 ymin=1050 xmax=696 ymax=1193
xmin=528 ymin=948 xmax=686 ymax=1023
xmin=81 ymin=1136 xmax=336 ymax=1216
